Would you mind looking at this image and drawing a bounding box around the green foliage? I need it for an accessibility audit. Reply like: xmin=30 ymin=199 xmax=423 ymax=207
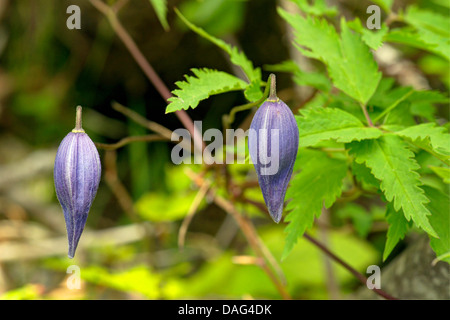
xmin=283 ymin=149 xmax=348 ymax=259
xmin=149 ymin=0 xmax=169 ymax=31
xmin=347 ymin=18 xmax=388 ymax=50
xmin=383 ymin=204 xmax=411 ymax=260
xmin=278 ymin=9 xmax=382 ymax=104
xmin=297 ymin=107 xmax=382 ymax=147
xmin=166 ymin=8 xmax=263 ymax=113
xmin=425 ymin=186 xmax=450 ymax=263
xmin=386 ymin=6 xmax=450 ymax=61
xmin=166 ymin=68 xmax=247 ymax=113
xmin=265 ymin=60 xmax=332 ymax=92
xmin=177 ymin=0 xmax=246 ymax=37
xmin=290 ymin=0 xmax=338 ymax=17
xmin=370 ymin=0 xmax=393 ymax=13
xmin=135 ymin=165 xmax=205 ymax=222
xmin=393 ymin=123 xmax=450 ymax=160
xmin=165 ymin=1 xmax=450 ymax=266
xmin=348 ymin=135 xmax=437 ymax=237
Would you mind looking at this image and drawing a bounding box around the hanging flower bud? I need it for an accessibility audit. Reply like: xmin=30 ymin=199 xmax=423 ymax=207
xmin=248 ymin=74 xmax=299 ymax=223
xmin=54 ymin=106 xmax=101 ymax=258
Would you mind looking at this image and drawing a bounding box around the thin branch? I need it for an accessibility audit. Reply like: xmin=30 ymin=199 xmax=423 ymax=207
xmin=238 ymin=195 xmax=398 ymax=300
xmin=89 ymin=0 xmax=205 ymax=152
xmin=178 ymin=179 xmax=211 ymax=249
xmin=360 ymin=103 xmax=374 ymax=127
xmin=95 ymin=134 xmax=167 ymax=150
xmin=302 ymin=233 xmax=398 ymax=300
xmin=222 ymin=76 xmax=271 ymax=130
xmin=184 ymin=168 xmax=291 ymax=300
xmin=103 ymin=150 xmax=136 ymax=220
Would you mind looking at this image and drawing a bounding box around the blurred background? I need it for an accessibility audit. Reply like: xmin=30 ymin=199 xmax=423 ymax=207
xmin=0 ymin=0 xmax=448 ymax=300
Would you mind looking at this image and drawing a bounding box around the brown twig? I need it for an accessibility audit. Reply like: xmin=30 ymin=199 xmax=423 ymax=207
xmin=184 ymin=168 xmax=291 ymax=300
xmin=360 ymin=103 xmax=374 ymax=127
xmin=103 ymin=150 xmax=136 ymax=220
xmin=302 ymin=233 xmax=398 ymax=300
xmin=95 ymin=134 xmax=167 ymax=150
xmin=89 ymin=0 xmax=205 ymax=152
xmin=178 ymin=178 xmax=211 ymax=249
xmin=111 ymin=102 xmax=193 ymax=153
xmin=236 ymin=196 xmax=398 ymax=300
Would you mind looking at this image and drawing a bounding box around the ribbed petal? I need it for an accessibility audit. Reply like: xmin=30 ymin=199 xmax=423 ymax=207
xmin=248 ymin=100 xmax=299 ymax=223
xmin=54 ymin=132 xmax=101 ymax=258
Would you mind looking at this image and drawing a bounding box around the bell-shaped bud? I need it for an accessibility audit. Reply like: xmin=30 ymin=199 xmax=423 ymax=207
xmin=248 ymin=74 xmax=299 ymax=223
xmin=54 ymin=106 xmax=101 ymax=258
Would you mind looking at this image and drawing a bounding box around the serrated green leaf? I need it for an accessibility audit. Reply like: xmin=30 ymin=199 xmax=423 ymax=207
xmin=386 ymin=20 xmax=450 ymax=61
xmin=278 ymin=9 xmax=382 ymax=104
xmin=393 ymin=123 xmax=450 ymax=161
xmin=283 ymin=149 xmax=347 ymax=259
xmin=348 ymin=135 xmax=438 ymax=237
xmin=351 ymin=161 xmax=380 ymax=190
xmin=166 ymin=68 xmax=247 ymax=113
xmin=297 ymin=107 xmax=382 ymax=147
xmin=149 ymin=0 xmax=169 ymax=31
xmin=424 ymin=186 xmax=450 ymax=263
xmin=404 ymin=6 xmax=450 ymax=37
xmin=244 ymin=80 xmax=263 ymax=101
xmin=383 ymin=204 xmax=411 ymax=261
xmin=175 ymin=8 xmax=262 ymax=96
xmin=278 ymin=8 xmax=340 ymax=63
xmin=347 ymin=18 xmax=388 ymax=50
xmin=329 ymin=19 xmax=382 ymax=104
xmin=370 ymin=0 xmax=393 ymax=13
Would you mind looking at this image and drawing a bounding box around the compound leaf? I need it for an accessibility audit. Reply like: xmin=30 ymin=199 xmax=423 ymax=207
xmin=283 ymin=149 xmax=347 ymax=259
xmin=348 ymin=135 xmax=438 ymax=237
xmin=297 ymin=107 xmax=382 ymax=147
xmin=166 ymin=68 xmax=247 ymax=113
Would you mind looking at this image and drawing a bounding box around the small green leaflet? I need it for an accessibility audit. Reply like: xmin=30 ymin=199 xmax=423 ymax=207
xmin=348 ymin=135 xmax=438 ymax=237
xmin=278 ymin=9 xmax=382 ymax=105
xmin=391 ymin=123 xmax=450 ymax=165
xmin=403 ymin=5 xmax=450 ymax=37
xmin=386 ymin=6 xmax=450 ymax=61
xmin=166 ymin=68 xmax=247 ymax=113
xmin=297 ymin=107 xmax=382 ymax=147
xmin=149 ymin=0 xmax=169 ymax=31
xmin=383 ymin=204 xmax=411 ymax=261
xmin=283 ymin=149 xmax=347 ymax=259
xmin=278 ymin=9 xmax=340 ymax=63
xmin=175 ymin=8 xmax=262 ymax=101
xmin=386 ymin=27 xmax=450 ymax=61
xmin=424 ymin=186 xmax=450 ymax=263
xmin=347 ymin=18 xmax=388 ymax=50
xmin=394 ymin=123 xmax=450 ymax=156
xmin=329 ymin=19 xmax=382 ymax=105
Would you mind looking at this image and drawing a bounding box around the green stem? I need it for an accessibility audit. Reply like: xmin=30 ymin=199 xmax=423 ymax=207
xmin=224 ymin=74 xmax=274 ymax=129
xmin=373 ymin=89 xmax=414 ymax=124
xmin=360 ymin=103 xmax=374 ymax=127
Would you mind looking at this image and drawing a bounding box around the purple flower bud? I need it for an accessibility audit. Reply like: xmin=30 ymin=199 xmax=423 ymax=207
xmin=54 ymin=106 xmax=101 ymax=258
xmin=248 ymin=75 xmax=299 ymax=223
